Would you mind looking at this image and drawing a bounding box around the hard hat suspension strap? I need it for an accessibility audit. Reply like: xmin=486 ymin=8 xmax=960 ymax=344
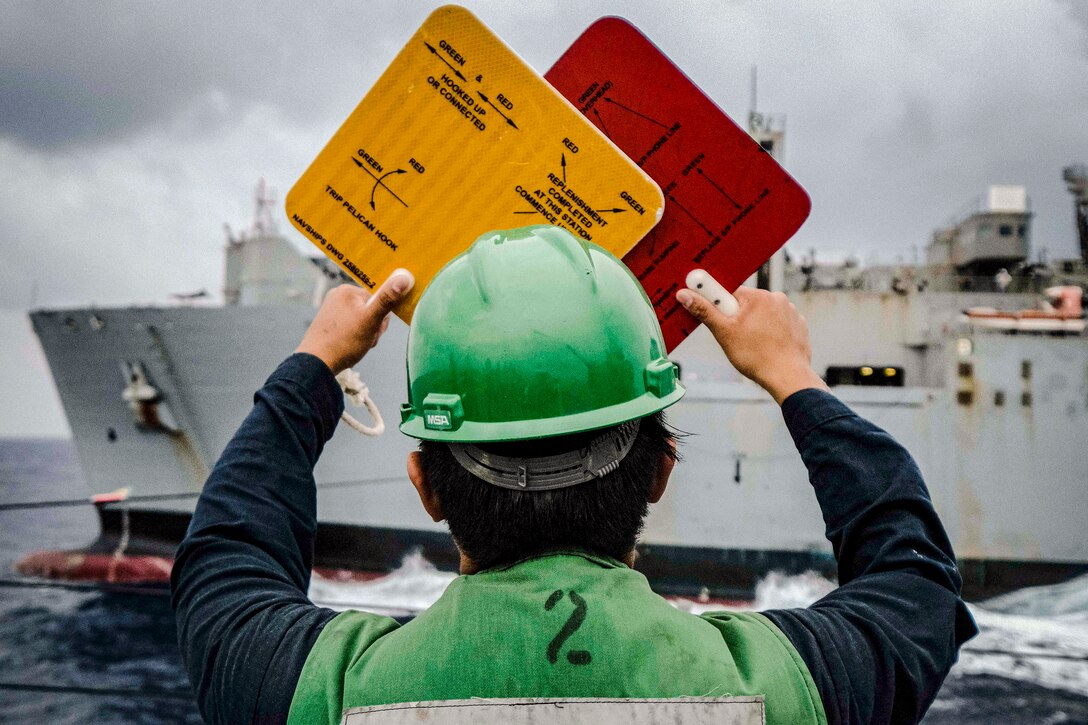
xmin=447 ymin=420 xmax=641 ymax=491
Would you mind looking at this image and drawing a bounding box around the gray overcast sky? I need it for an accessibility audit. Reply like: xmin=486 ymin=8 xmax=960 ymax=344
xmin=1 ymin=0 xmax=1086 ymax=436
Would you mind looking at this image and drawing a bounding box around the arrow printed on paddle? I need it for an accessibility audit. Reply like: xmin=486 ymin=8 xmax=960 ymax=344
xmin=695 ymin=167 xmax=741 ymax=210
xmin=477 ymin=91 xmax=519 ymax=129
xmin=369 ymin=169 xmax=408 ymax=210
xmin=602 ymin=96 xmax=670 ymax=129
xmin=667 ymin=193 xmax=713 ymax=237
xmin=350 ymin=157 xmax=409 ymax=209
xmin=591 ymin=108 xmax=613 ymax=140
xmin=423 ymin=41 xmax=466 ymax=81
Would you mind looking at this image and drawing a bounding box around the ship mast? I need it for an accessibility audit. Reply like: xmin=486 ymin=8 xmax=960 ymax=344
xmin=1063 ymin=165 xmax=1088 ymax=266
xmin=748 ymin=67 xmax=787 ymax=291
xmin=252 ymin=178 xmax=278 ymax=237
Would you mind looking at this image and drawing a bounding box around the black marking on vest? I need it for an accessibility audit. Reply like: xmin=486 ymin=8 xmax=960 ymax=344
xmin=544 ymin=590 xmax=592 ymax=665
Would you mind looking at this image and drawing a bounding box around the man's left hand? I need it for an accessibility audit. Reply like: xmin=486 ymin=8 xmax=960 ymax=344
xmin=295 ymin=269 xmax=414 ymax=375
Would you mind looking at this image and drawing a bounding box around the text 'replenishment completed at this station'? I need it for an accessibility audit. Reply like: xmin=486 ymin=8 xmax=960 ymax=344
xmin=286 ymin=5 xmax=664 ymax=322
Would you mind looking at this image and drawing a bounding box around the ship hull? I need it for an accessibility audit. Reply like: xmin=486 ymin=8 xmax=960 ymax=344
xmin=27 ymin=298 xmax=1088 ymax=600
xmin=15 ymin=504 xmax=1085 ymax=601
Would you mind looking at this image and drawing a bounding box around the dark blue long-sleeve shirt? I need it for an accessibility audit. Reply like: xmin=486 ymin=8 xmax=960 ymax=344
xmin=171 ymin=353 xmax=975 ymax=724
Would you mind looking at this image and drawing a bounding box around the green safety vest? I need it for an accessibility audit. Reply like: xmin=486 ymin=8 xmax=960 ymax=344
xmin=288 ymin=551 xmax=827 ymax=725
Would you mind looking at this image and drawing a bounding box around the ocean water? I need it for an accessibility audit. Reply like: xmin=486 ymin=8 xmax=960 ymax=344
xmin=2 ymin=439 xmax=1087 ymax=724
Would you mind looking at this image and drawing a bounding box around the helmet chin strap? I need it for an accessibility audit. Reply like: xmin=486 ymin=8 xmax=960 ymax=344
xmin=447 ymin=420 xmax=641 ymax=491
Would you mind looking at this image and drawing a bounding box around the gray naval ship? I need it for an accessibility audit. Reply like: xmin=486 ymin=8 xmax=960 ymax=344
xmin=24 ymin=167 xmax=1088 ymax=600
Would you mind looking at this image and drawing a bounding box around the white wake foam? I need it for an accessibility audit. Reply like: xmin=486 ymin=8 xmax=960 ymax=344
xmin=307 ymin=555 xmax=1088 ymax=696
xmin=980 ymin=574 xmax=1088 ymax=620
xmin=955 ymin=607 xmax=1088 ymax=697
xmin=672 ymin=570 xmax=837 ymax=615
xmin=956 ymin=575 xmax=1088 ymax=697
xmin=308 ymin=550 xmax=456 ymax=616
xmin=752 ymin=570 xmax=838 ymax=610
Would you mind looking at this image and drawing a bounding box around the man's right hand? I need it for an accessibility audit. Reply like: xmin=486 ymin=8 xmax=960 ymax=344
xmin=676 ymin=285 xmax=829 ymax=404
xmin=295 ymin=269 xmax=414 ymax=376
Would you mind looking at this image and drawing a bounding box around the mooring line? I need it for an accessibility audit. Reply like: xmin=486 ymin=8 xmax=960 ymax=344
xmin=0 ymin=491 xmax=199 ymax=512
xmin=0 ymin=577 xmax=170 ymax=597
xmin=0 ymin=680 xmax=193 ymax=700
xmin=0 ymin=476 xmax=409 ymax=512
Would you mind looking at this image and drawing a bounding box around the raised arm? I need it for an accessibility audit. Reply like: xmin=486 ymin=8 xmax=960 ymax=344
xmin=171 ymin=272 xmax=413 ymax=724
xmin=676 ymin=286 xmax=977 ymax=725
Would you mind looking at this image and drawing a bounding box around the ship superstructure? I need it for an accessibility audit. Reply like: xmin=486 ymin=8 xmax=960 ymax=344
xmin=23 ymin=168 xmax=1088 ymax=599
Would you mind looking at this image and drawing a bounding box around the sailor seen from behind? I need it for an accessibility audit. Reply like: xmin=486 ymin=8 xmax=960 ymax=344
xmin=172 ymin=225 xmax=977 ymax=724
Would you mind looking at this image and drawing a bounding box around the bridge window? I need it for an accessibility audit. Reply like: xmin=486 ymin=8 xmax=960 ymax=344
xmin=826 ymin=365 xmax=904 ymax=387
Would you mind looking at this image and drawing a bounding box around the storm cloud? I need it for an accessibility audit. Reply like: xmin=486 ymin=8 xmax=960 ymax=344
xmin=1 ymin=0 xmax=1086 ymax=313
xmin=0 ymin=2 xmax=402 ymax=148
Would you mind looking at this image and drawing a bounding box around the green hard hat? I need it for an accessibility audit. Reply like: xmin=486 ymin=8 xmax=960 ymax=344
xmin=399 ymin=225 xmax=685 ymax=443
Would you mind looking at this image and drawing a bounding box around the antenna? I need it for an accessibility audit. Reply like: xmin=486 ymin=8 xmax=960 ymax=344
xmin=750 ymin=66 xmax=757 ymax=114
xmin=747 ymin=67 xmax=786 ymax=292
xmin=252 ymin=178 xmax=278 ymax=236
xmin=1063 ymin=164 xmax=1088 ymax=265
xmin=748 ymin=66 xmax=759 ymax=133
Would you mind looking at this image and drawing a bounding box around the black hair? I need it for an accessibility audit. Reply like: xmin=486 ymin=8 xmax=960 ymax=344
xmin=418 ymin=411 xmax=678 ymax=571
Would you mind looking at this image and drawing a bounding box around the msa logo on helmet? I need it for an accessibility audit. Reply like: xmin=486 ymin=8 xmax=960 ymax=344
xmin=425 ymin=411 xmax=452 ymax=430
xmin=413 ymin=393 xmax=464 ymax=433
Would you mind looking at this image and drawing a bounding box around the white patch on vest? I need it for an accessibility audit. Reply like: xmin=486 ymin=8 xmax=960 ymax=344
xmin=342 ymin=697 xmax=765 ymax=724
